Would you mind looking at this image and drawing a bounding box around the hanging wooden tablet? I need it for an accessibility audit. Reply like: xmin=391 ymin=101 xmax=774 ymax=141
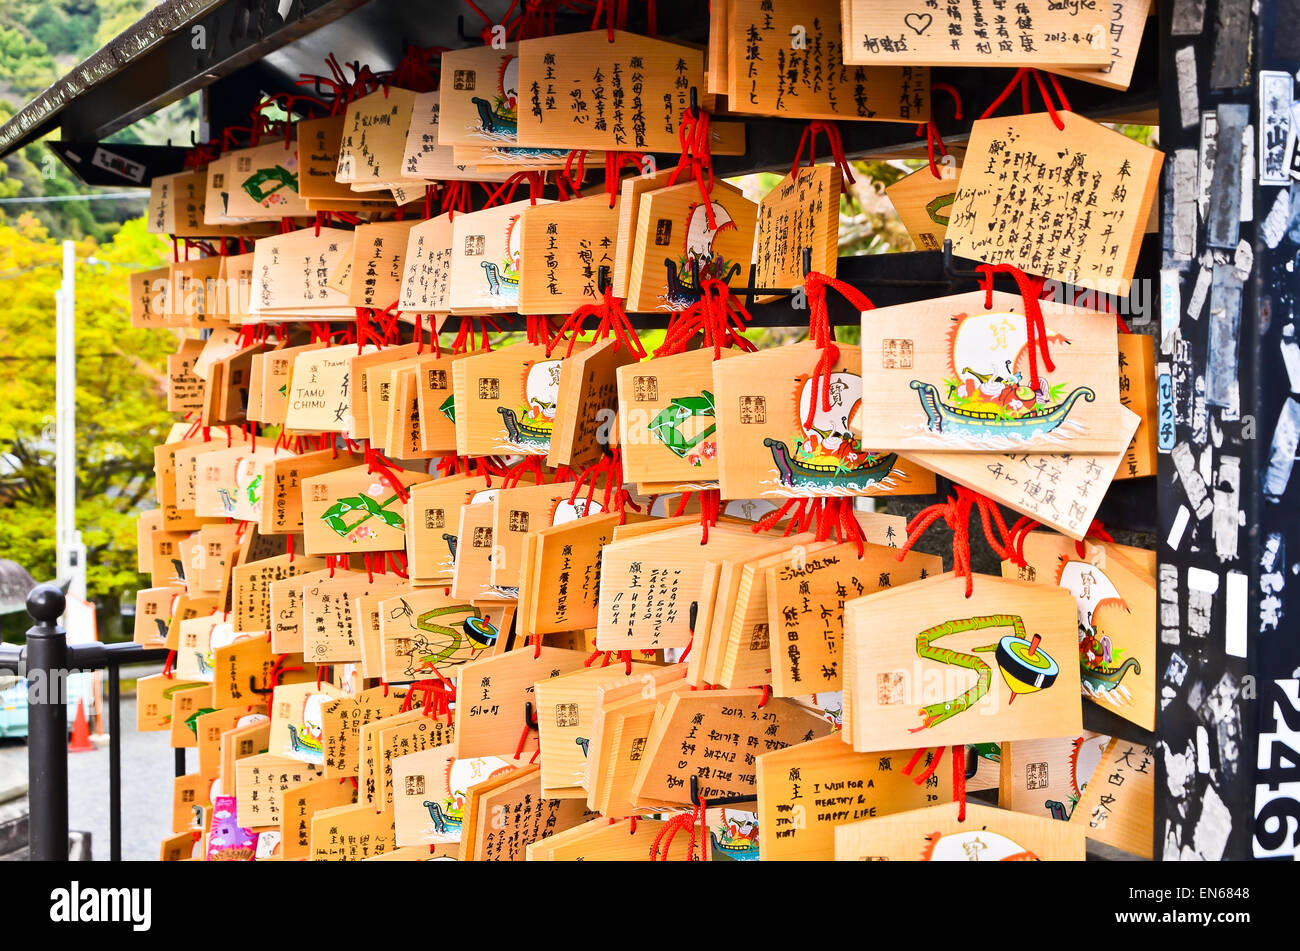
xmin=999 ymin=731 xmax=1111 ymax=821
xmin=268 ymin=681 xmax=347 ymax=766
xmin=277 ymin=775 xmax=356 ymax=859
xmin=203 ymin=342 xmax=260 ymax=426
xmin=298 ymin=115 xmax=364 ymax=201
xmin=834 ymin=800 xmax=1086 ymax=860
xmin=378 ymin=587 xmax=512 ymax=683
xmin=349 ymin=342 xmax=421 ymax=440
xmin=309 ymin=802 xmax=395 ymax=860
xmin=702 ymin=533 xmax=822 ymax=688
xmin=490 ymin=482 xmax=597 ymax=589
xmin=453 ymin=343 xmax=585 ymax=456
xmin=526 ymin=816 xmax=687 ymax=861
xmin=843 ymin=573 xmax=1081 ymax=750
xmin=398 ymin=213 xmax=455 ymax=313
xmin=904 ymin=407 xmax=1141 ymax=540
xmin=351 ymin=576 xmax=412 ymax=680
xmin=283 ymin=344 xmax=371 ymax=434
xmin=231 ymin=553 xmax=325 ymax=632
xmin=405 ymin=475 xmax=489 ymax=583
xmin=547 ymin=338 xmax=635 ymax=469
xmin=453 ymin=647 xmax=592 ymax=759
xmin=414 ymin=351 xmax=468 ymax=453
xmin=318 ymin=685 xmax=409 ymax=778
xmin=401 ymin=91 xmax=513 ymax=181
xmin=451 ymin=497 xmax=505 ymax=600
xmin=530 ymin=511 xmax=647 ymax=635
xmin=1068 ymin=736 xmax=1154 ymax=857
xmin=612 ymin=166 xmax=676 ymax=297
xmin=763 ymin=541 xmax=943 ymax=695
xmin=713 ymin=342 xmax=937 ymax=499
xmin=335 ymin=88 xmax=420 ymax=185
xmin=219 ymin=719 xmax=271 ymax=785
xmin=840 ymin=0 xmax=1112 ymax=68
xmin=518 ymin=193 xmax=621 ymax=314
xmin=1053 ymin=0 xmax=1153 ymax=91
xmin=617 ymin=349 xmax=738 ymax=486
xmin=191 ymin=522 xmax=238 ymax=593
xmin=346 ymin=220 xmax=419 ymax=309
xmin=169 ymin=681 xmax=215 ymax=747
xmin=753 ymin=165 xmax=840 ymax=297
xmin=222 ymin=142 xmax=312 ymax=219
xmin=1004 ymin=531 xmax=1156 ymax=730
xmin=300 ymin=569 xmax=378 ymax=662
xmin=136 ymin=509 xmax=163 ymax=574
xmin=215 ymin=252 xmax=256 ymax=324
xmin=436 ymin=44 xmax=523 ymax=149
xmin=174 ymin=168 xmax=272 ymax=238
xmin=365 ymin=356 xmax=423 ymax=453
xmin=595 ymin=522 xmax=773 ymax=651
xmin=1115 ymin=332 xmax=1158 ymax=479
xmin=727 ymin=0 xmax=928 ymax=121
xmin=136 ymin=674 xmax=207 ymax=732
xmin=196 ymin=707 xmax=263 ymax=781
xmin=146 ymin=172 xmax=180 ymax=233
xmin=300 ymin=463 xmax=431 ymax=555
xmin=134 ymin=586 xmax=181 ymax=647
xmin=192 ymin=444 xmax=276 ymax=521
xmin=259 ymin=448 xmax=362 ymax=536
xmin=631 ymin=689 xmax=833 ymax=805
xmin=390 ymin=365 xmax=441 ymax=461
xmin=534 ymin=663 xmax=660 ymax=799
xmin=129 ymin=266 xmax=170 ymax=328
xmin=167 ymin=255 xmax=224 ymax=328
xmin=171 ymin=773 xmax=210 ymax=837
xmin=947 ymin=112 xmax=1163 ymax=294
xmin=461 ymin=765 xmax=597 ymax=861
xmin=756 ymin=734 xmax=955 ymax=860
xmin=885 ymin=164 xmax=960 ymax=252
xmin=267 ymin=566 xmax=334 ymax=653
xmin=249 ymin=227 xmax=356 ymax=317
xmin=859 ymin=289 xmax=1125 ymax=453
xmin=391 ymin=743 xmax=516 ymax=847
xmin=448 ymin=198 xmax=554 ymax=314
xmin=625 ymin=179 xmax=757 ymax=312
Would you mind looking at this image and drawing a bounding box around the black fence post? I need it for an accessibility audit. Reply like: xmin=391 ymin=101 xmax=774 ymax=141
xmin=25 ymin=583 xmax=69 ymax=862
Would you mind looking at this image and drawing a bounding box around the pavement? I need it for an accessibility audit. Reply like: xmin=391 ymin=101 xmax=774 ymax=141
xmin=0 ymin=692 xmax=176 ymax=860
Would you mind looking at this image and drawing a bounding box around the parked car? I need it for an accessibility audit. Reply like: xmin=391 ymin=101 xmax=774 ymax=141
xmin=0 ymin=671 xmax=94 ymax=739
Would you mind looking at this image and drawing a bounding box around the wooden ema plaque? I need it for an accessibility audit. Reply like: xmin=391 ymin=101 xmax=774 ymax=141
xmin=278 ymin=775 xmax=356 ymax=859
xmin=453 ymin=647 xmax=592 ymax=760
xmin=518 ymin=193 xmax=621 ymax=314
xmin=587 ymin=668 xmax=692 ymax=815
xmin=529 ymin=511 xmax=635 ymax=635
xmin=527 ymin=815 xmax=693 ymax=861
xmin=350 ymin=343 xmax=422 ymax=441
xmin=1000 ymin=731 xmax=1111 ymax=821
xmin=617 ymin=348 xmax=738 ymax=486
xmin=392 ymin=742 xmax=517 ymax=847
xmin=346 ymin=220 xmax=418 ymax=309
xmin=1003 ymin=532 xmax=1156 ymax=731
xmin=259 ymin=448 xmax=361 ymax=536
xmin=1116 ymin=331 xmax=1158 ymax=478
xmin=534 ymin=663 xmax=660 ymax=799
xmin=947 ymin=112 xmax=1163 ymax=294
xmin=268 ymin=567 xmax=334 ymax=653
xmin=713 ymin=342 xmax=936 ymax=499
xmin=404 ymin=475 xmax=489 ymax=583
xmin=268 ymin=681 xmax=346 ymax=766
xmin=843 ymin=573 xmax=1082 ymax=751
xmin=631 ymin=690 xmax=834 ymax=805
xmin=625 ymin=179 xmax=757 ymax=313
xmin=840 ymin=0 xmax=1112 ymax=68
xmin=235 ymin=752 xmax=323 ymax=829
xmin=309 ymin=802 xmax=396 ymax=860
xmin=401 ymin=91 xmax=512 ymax=182
xmin=766 ymin=542 xmax=943 ymax=696
xmin=727 ymin=0 xmax=929 ymax=121
xmin=1052 ymin=0 xmax=1153 ymax=91
xmin=249 ymin=227 xmax=355 ymax=318
xmin=319 ymin=685 xmax=409 ymax=778
xmin=859 ymin=289 xmax=1125 ymax=454
xmin=1068 ymin=736 xmax=1154 ymax=857
xmin=885 ymin=164 xmax=959 ymax=252
xmin=399 ymin=213 xmax=454 ymax=313
xmin=377 ymin=588 xmax=512 ymax=683
xmin=336 ymin=88 xmax=419 ymax=185
xmin=548 ymin=337 xmax=636 ymax=469
xmin=453 ymin=343 xmax=587 ymax=456
xmin=300 ymin=463 xmax=431 ymax=555
xmin=514 ymin=31 xmax=702 ymax=152
xmin=461 ymin=765 xmax=596 ymax=861
xmin=449 ymin=198 xmax=554 ymax=314
xmin=490 ymin=481 xmax=597 ymax=588
xmin=413 ymin=351 xmax=466 ymax=453
xmin=222 ymin=142 xmax=312 ymax=219
xmin=904 ymin=407 xmax=1141 ymax=541
xmin=834 ymin=800 xmax=1087 ymax=860
xmin=753 ymin=165 xmax=840 ymax=294
xmin=595 ymin=522 xmax=775 ymax=651
xmin=756 ymin=734 xmax=954 ymax=860
xmin=129 ymin=266 xmax=170 ymax=329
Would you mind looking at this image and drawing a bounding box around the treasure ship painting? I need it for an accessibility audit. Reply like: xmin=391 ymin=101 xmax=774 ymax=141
xmin=661 ymin=200 xmax=741 ymax=308
xmin=421 ymin=755 xmax=514 ymax=841
xmin=920 ymin=828 xmax=1040 ymax=861
xmin=1055 ymin=558 xmax=1142 ymax=704
xmin=480 ymin=212 xmax=522 ymax=305
xmin=1045 ymin=733 xmax=1109 ymax=821
xmin=910 ymin=311 xmax=1093 ymax=445
xmin=466 ymin=53 xmax=569 ymax=162
xmin=762 ymin=371 xmax=906 ymax=496
xmin=496 ymin=356 xmax=563 ymax=452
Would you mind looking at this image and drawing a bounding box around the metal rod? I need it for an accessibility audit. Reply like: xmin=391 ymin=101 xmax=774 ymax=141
xmin=175 ymin=747 xmax=187 ymax=779
xmin=108 ymin=663 xmax=122 ymax=862
xmin=25 ymin=584 xmax=69 ymax=862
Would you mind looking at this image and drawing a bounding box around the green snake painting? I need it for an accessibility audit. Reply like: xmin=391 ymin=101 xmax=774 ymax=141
xmin=911 ymin=614 xmax=1059 ymax=731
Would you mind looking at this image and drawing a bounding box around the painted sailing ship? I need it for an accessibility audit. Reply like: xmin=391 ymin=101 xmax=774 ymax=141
xmin=286 ymin=692 xmax=330 ymax=762
xmin=496 ymin=356 xmax=563 ymax=450
xmin=662 ymin=201 xmax=741 ymax=307
xmin=1056 ymin=559 xmax=1141 ymax=695
xmin=1045 ymin=733 xmax=1109 ymax=820
xmin=910 ymin=311 xmax=1092 ymax=441
xmin=709 ymin=810 xmax=760 ymax=860
xmin=480 ymin=212 xmax=523 ymax=302
xmin=764 ymin=372 xmax=900 ymax=491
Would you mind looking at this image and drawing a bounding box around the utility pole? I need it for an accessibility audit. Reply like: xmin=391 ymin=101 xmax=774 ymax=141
xmin=55 ymin=239 xmax=85 ymax=604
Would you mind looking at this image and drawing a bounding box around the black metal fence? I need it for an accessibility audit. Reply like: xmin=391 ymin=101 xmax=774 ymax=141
xmin=0 ymin=583 xmax=173 ymax=861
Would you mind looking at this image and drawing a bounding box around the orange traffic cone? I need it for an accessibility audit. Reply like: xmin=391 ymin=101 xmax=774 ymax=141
xmin=68 ymin=698 xmax=95 ymax=753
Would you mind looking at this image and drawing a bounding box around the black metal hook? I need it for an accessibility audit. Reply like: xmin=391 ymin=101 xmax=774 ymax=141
xmin=524 ymin=700 xmax=538 ymax=730
xmin=248 ymin=675 xmax=271 ymax=696
xmin=942 ymin=239 xmax=984 ymax=282
xmin=596 ymin=264 xmax=612 ymax=294
xmin=689 ymin=85 xmax=700 ymax=119
xmin=689 ymin=774 xmax=758 ymax=810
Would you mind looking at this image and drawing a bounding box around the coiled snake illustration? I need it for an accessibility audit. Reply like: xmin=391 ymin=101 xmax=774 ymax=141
xmin=911 ymin=614 xmax=1059 ymax=731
